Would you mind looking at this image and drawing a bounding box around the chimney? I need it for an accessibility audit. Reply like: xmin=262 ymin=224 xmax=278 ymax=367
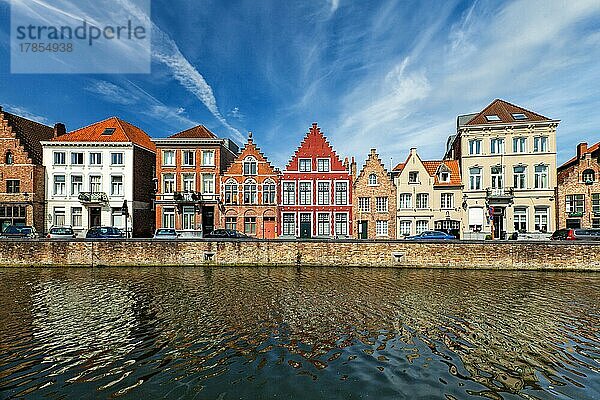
xmin=577 ymin=143 xmax=588 ymax=160
xmin=350 ymin=156 xmax=356 ymax=181
xmin=53 ymin=123 xmax=66 ymax=138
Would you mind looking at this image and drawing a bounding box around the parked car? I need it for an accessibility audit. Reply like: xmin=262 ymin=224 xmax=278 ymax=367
xmin=405 ymin=230 xmax=456 ymax=240
xmin=47 ymin=226 xmax=77 ymax=239
xmin=0 ymin=225 xmax=39 ymax=239
xmin=551 ymin=228 xmax=600 ymax=241
xmin=85 ymin=226 xmax=125 ymax=239
xmin=204 ymin=229 xmax=249 ymax=239
xmin=153 ymin=228 xmax=179 ymax=239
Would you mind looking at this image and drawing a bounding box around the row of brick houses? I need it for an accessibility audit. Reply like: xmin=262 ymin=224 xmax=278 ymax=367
xmin=1 ymin=99 xmax=599 ymax=239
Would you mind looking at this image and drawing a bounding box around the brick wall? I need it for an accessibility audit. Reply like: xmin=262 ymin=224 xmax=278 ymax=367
xmin=0 ymin=239 xmax=599 ymax=270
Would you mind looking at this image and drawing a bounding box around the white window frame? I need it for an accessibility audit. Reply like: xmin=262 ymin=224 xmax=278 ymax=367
xmin=162 ymin=150 xmax=175 ymax=167
xmin=376 ymin=220 xmax=388 ymax=237
xmin=317 ymin=180 xmax=330 ymax=205
xmin=317 ymin=158 xmax=330 ymax=172
xmin=298 ymin=158 xmax=312 ymax=172
xmin=299 ymin=181 xmax=312 ymax=205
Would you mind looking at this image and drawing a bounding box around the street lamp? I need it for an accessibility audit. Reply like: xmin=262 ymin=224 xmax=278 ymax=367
xmin=122 ymin=199 xmax=129 ymax=238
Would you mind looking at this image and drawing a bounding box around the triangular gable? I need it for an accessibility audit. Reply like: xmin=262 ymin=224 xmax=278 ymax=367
xmin=224 ymin=137 xmax=280 ymax=176
xmin=355 ymin=149 xmax=392 ymax=185
xmin=466 ymin=99 xmax=551 ymax=126
xmin=284 ymin=123 xmax=347 ymax=172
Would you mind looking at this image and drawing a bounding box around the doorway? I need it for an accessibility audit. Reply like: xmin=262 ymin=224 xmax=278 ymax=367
xmin=492 ymin=207 xmax=504 ymax=239
xmin=299 ymin=213 xmax=311 ymax=238
xmin=263 ymin=217 xmax=276 ymax=239
xmin=89 ymin=207 xmax=101 ymax=228
xmin=358 ymin=220 xmax=368 ymax=239
xmin=202 ymin=206 xmax=214 ymax=234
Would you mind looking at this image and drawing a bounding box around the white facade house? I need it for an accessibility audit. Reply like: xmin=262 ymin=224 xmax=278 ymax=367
xmin=41 ymin=117 xmax=156 ymax=237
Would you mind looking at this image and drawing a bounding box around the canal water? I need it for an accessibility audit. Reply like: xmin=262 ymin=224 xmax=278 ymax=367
xmin=0 ymin=268 xmax=598 ymax=400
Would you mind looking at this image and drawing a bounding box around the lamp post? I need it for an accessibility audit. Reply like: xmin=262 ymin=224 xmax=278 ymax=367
xmin=122 ymin=199 xmax=129 ymax=238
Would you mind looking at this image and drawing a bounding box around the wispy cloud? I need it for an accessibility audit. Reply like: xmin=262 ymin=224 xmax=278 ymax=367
xmin=3 ymin=104 xmax=51 ymax=125
xmin=85 ymin=81 xmax=139 ymax=106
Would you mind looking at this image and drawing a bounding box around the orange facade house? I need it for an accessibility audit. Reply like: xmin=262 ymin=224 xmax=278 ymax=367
xmin=153 ymin=126 xmax=239 ymax=236
xmin=221 ymin=133 xmax=280 ymax=238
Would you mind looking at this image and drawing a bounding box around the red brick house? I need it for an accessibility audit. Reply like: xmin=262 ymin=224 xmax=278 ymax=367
xmin=280 ymin=123 xmax=354 ymax=238
xmin=221 ymin=133 xmax=280 ymax=238
xmin=0 ymin=106 xmax=60 ymax=233
xmin=153 ymin=125 xmax=239 ymax=236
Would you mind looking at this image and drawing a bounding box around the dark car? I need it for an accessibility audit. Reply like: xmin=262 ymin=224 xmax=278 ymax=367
xmin=204 ymin=229 xmax=249 ymax=239
xmin=405 ymin=230 xmax=456 ymax=240
xmin=551 ymin=228 xmax=600 ymax=241
xmin=85 ymin=226 xmax=125 ymax=239
xmin=0 ymin=225 xmax=38 ymax=239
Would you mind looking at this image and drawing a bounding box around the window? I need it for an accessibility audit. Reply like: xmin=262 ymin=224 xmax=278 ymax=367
xmin=416 ymin=220 xmax=428 ymax=234
xmin=317 ymin=182 xmax=330 ymax=205
xmin=102 ymin=128 xmax=115 ymax=136
xmin=6 ymin=180 xmax=20 ymax=194
xmin=262 ymin=180 xmax=276 ymax=204
xmin=334 ymin=213 xmax=348 ymax=236
xmin=283 ymin=213 xmax=295 ymax=235
xmin=54 ymin=207 xmax=66 ymax=226
xmin=53 ymin=151 xmax=66 ymax=165
xmin=491 ymin=166 xmax=503 ymax=189
xmin=533 ymin=136 xmax=548 ymax=153
xmin=469 ymin=167 xmax=482 ymax=190
xmin=71 ymin=207 xmax=82 ymax=227
xmin=299 ymin=159 xmax=311 ymax=172
xmin=224 ymin=180 xmax=237 ymax=204
xmin=485 ymin=114 xmax=501 ymax=122
xmin=439 ymin=172 xmax=450 ymax=183
xmin=368 ymin=173 xmax=378 ymax=185
xmin=469 ymin=139 xmax=481 ymax=155
xmin=416 ymin=193 xmax=428 ymax=209
xmin=182 ymin=206 xmax=195 ymax=230
xmin=582 ymin=169 xmax=595 ymax=183
xmin=593 ymin=193 xmax=600 ymax=214
xmin=244 ymin=217 xmax=256 ymax=235
xmin=376 ymin=220 xmax=388 ymax=237
xmin=53 ymin=175 xmax=66 ymax=195
xmin=243 ymin=156 xmax=257 ymax=175
xmin=202 ymin=174 xmax=215 ymax=194
xmin=89 ymin=176 xmax=102 ymax=193
xmin=335 ymin=182 xmax=348 ymax=205
xmin=408 ymin=171 xmax=419 ymax=183
xmin=202 ymin=151 xmax=215 ymax=166
xmin=534 ymin=165 xmax=548 ymax=189
xmin=513 ymin=166 xmax=526 ymax=189
xmin=593 ymin=219 xmax=600 ymax=229
xmin=317 ymin=159 xmax=330 ymax=172
xmin=163 ymin=150 xmax=175 ymax=166
xmin=243 ymin=179 xmax=257 ymax=204
xmin=283 ymin=182 xmax=295 ymax=205
xmin=513 ymin=137 xmax=527 ymax=153
xmin=299 ymin=182 xmax=312 ymax=205
xmin=317 ymin=213 xmax=330 ymax=236
xmin=514 ymin=207 xmax=527 ymax=232
xmin=111 ymin=176 xmax=123 ymax=196
xmin=441 ymin=193 xmax=453 ymax=209
xmin=376 ymin=197 xmax=388 ymax=212
xmin=398 ymin=193 xmax=412 ymax=209
xmin=162 ymin=207 xmax=175 ymax=229
xmin=566 ymin=194 xmax=585 ymax=213
xmin=110 ymin=152 xmax=124 ymax=165
xmin=71 ymin=152 xmax=84 ymax=165
xmin=490 ymin=138 xmax=505 ymax=154
xmin=225 ymin=217 xmax=237 ymax=231
xmin=111 ymin=207 xmax=124 ymax=228
xmin=89 ymin=152 xmax=102 ymax=165
xmin=163 ymin=174 xmax=175 ymax=194
xmin=512 ymin=113 xmax=527 ymax=120
xmin=534 ymin=207 xmax=548 ymax=233
xmin=468 ymin=207 xmax=484 ymax=232
xmin=182 ymin=173 xmax=195 ymax=192
xmin=358 ymin=197 xmax=370 ymax=212
xmin=5 ymin=151 xmax=14 ymax=165
xmin=399 ymin=221 xmax=411 ymax=236
xmin=182 ymin=150 xmax=195 ymax=166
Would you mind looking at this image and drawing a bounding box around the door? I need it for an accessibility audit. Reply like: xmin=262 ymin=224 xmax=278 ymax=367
xmin=89 ymin=207 xmax=101 ymax=228
xmin=492 ymin=207 xmax=504 ymax=239
xmin=202 ymin=206 xmax=214 ymax=234
xmin=358 ymin=221 xmax=368 ymax=239
xmin=299 ymin=213 xmax=311 ymax=238
xmin=263 ymin=217 xmax=276 ymax=239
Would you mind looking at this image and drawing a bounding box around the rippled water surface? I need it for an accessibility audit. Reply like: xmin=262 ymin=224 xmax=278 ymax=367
xmin=0 ymin=268 xmax=599 ymax=399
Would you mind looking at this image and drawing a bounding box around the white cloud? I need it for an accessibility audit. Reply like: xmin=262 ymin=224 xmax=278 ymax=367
xmin=3 ymin=104 xmax=51 ymax=125
xmin=85 ymin=81 xmax=139 ymax=105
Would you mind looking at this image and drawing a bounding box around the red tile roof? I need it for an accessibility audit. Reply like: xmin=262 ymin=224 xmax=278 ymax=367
xmin=52 ymin=117 xmax=155 ymax=152
xmin=168 ymin=125 xmax=217 ymax=139
xmin=465 ymin=99 xmax=551 ymax=126
xmin=393 ymin=158 xmax=461 ymax=186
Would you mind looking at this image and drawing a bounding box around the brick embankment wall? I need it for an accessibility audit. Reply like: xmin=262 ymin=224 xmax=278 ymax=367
xmin=0 ymin=240 xmax=599 ymax=270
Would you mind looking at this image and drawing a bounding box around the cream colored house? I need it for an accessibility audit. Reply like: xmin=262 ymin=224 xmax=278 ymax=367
xmin=393 ymin=148 xmax=463 ymax=238
xmin=445 ymin=99 xmax=559 ymax=240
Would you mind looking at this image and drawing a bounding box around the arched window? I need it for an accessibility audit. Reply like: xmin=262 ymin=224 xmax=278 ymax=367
xmin=262 ymin=178 xmax=276 ymax=204
xmin=368 ymin=173 xmax=378 ymax=185
xmin=243 ymin=179 xmax=257 ymax=204
xmin=582 ymin=169 xmax=595 ymax=183
xmin=243 ymin=156 xmax=257 ymax=176
xmin=5 ymin=151 xmax=14 ymax=165
xmin=224 ymin=178 xmax=238 ymax=204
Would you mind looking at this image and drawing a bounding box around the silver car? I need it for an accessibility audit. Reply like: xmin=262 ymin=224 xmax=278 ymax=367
xmin=153 ymin=228 xmax=179 ymax=239
xmin=47 ymin=226 xmax=77 ymax=239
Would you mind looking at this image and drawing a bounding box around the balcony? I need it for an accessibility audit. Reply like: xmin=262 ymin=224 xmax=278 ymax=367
xmin=485 ymin=187 xmax=514 ymax=205
xmin=173 ymin=192 xmax=219 ymax=203
xmin=78 ymin=192 xmax=109 ymax=204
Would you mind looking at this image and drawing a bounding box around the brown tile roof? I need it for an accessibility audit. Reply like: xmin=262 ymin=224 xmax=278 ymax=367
xmin=465 ymin=99 xmax=552 ymax=126
xmin=559 ymin=141 xmax=600 ymax=170
xmin=168 ymin=125 xmax=217 ymax=139
xmin=2 ymin=111 xmax=54 ymax=164
xmin=52 ymin=117 xmax=156 ymax=152
xmin=393 ymin=157 xmax=461 ymax=186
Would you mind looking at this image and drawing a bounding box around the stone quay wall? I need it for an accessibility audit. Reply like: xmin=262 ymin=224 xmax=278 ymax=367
xmin=0 ymin=239 xmax=599 ymax=270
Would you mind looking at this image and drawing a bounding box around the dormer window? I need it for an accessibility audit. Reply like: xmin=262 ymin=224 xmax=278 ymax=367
xmin=440 ymin=172 xmax=450 ymax=183
xmin=243 ymin=156 xmax=257 ymax=176
xmin=408 ymin=171 xmax=419 ymax=183
xmin=101 ymin=128 xmax=116 ymax=136
xmin=485 ymin=114 xmax=501 ymax=122
xmin=511 ymin=113 xmax=528 ymax=120
xmin=368 ymin=173 xmax=378 ymax=186
xmin=583 ymin=169 xmax=595 ymax=184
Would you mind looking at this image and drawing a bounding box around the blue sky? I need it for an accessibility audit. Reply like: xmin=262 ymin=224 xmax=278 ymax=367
xmin=1 ymin=0 xmax=600 ymax=168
